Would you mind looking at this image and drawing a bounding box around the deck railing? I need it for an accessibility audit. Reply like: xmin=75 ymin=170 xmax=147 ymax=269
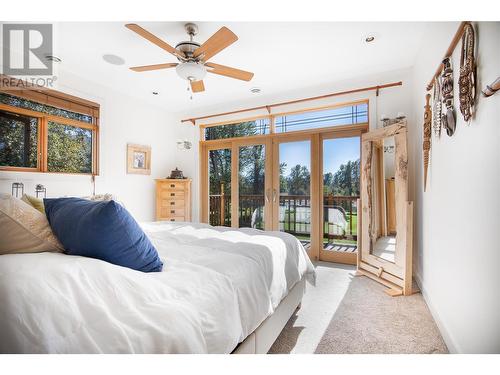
xmin=209 ymin=194 xmax=358 ymax=242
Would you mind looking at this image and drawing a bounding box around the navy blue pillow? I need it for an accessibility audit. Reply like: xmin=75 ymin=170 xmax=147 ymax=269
xmin=44 ymin=198 xmax=163 ymax=272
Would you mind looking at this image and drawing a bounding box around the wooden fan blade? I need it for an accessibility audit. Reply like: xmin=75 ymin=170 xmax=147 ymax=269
xmin=193 ymin=27 xmax=238 ymax=61
xmin=125 ymin=23 xmax=184 ymax=58
xmin=205 ymin=62 xmax=254 ymax=81
xmin=130 ymin=63 xmax=178 ymax=72
xmin=190 ymin=80 xmax=205 ymax=93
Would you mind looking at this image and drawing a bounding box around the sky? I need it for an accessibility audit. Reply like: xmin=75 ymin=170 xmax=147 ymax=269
xmin=280 ymin=137 xmax=360 ymax=176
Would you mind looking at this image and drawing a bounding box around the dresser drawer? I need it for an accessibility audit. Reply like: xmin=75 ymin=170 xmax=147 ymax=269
xmin=160 ymin=199 xmax=185 ymax=209
xmin=160 ymin=216 xmax=185 ymax=222
xmin=165 ymin=216 xmax=186 ymax=221
xmin=160 ymin=190 xmax=185 ymax=200
xmin=159 ymin=181 xmax=185 ymax=190
xmin=159 ymin=207 xmax=184 ymax=217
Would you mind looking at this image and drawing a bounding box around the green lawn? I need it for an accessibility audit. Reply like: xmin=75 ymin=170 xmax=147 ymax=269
xmin=282 ymin=212 xmax=357 ymax=234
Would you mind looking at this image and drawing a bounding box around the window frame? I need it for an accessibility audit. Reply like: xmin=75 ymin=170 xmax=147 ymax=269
xmin=0 ymin=100 xmax=99 ymax=175
xmin=199 ymin=99 xmax=369 ymax=143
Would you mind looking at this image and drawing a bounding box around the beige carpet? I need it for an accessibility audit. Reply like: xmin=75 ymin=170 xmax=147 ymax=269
xmin=269 ymin=262 xmax=448 ymax=354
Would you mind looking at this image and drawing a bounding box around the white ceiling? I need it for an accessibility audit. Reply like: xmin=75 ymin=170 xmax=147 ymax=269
xmin=53 ymin=22 xmax=428 ymax=113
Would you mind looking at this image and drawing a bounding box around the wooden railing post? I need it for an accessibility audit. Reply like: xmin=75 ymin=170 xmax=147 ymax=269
xmin=220 ymin=183 xmax=225 ymax=226
xmin=349 ymin=199 xmax=353 ymax=235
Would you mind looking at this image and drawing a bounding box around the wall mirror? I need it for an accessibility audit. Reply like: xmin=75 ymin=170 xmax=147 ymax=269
xmin=357 ymin=121 xmax=414 ymax=296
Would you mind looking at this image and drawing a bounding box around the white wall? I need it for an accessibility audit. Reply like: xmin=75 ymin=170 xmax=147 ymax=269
xmin=0 ymin=69 xmax=180 ymax=221
xmin=410 ymin=22 xmax=500 ymax=353
xmin=174 ymin=67 xmax=415 ymax=222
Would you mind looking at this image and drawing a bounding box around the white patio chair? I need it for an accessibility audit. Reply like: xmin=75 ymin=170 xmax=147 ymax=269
xmin=327 ymin=207 xmax=348 ymax=236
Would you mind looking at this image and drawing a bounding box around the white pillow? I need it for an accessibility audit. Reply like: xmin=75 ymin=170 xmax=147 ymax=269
xmin=0 ymin=193 xmax=64 ymax=255
xmin=82 ymin=193 xmax=115 ymax=201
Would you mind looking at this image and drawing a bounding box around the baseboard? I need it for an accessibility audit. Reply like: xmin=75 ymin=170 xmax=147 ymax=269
xmin=414 ymin=272 xmax=459 ymax=353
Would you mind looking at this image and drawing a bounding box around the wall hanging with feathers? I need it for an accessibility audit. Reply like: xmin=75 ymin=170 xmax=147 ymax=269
xmin=432 ymin=76 xmax=442 ymax=137
xmin=423 ymin=94 xmax=432 ymax=191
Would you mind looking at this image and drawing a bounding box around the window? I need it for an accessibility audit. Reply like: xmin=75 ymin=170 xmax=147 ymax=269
xmin=0 ymin=91 xmax=99 ymax=174
xmin=0 ymin=110 xmax=38 ymax=169
xmin=0 ymin=93 xmax=93 ymax=123
xmin=201 ymin=101 xmax=368 ymax=141
xmin=204 ymin=118 xmax=270 ymax=141
xmin=47 ymin=121 xmax=93 ymax=173
xmin=275 ymin=102 xmax=368 ymax=133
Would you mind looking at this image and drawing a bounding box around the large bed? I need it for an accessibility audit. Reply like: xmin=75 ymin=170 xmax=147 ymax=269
xmin=0 ymin=221 xmax=315 ymax=354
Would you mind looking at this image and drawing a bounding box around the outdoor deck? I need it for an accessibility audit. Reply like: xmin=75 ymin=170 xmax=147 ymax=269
xmin=209 ymin=194 xmax=359 ymax=248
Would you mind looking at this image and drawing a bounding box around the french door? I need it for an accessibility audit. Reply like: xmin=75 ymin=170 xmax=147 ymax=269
xmin=271 ymin=135 xmax=319 ymax=258
xmin=201 ymin=128 xmax=364 ymax=265
xmin=318 ymin=132 xmax=361 ymax=264
xmin=202 ymin=139 xmax=273 ymax=230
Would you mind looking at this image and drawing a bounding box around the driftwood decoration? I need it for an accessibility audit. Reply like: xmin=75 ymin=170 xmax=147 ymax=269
xmin=432 ymin=76 xmax=442 ymax=137
xmin=423 ymin=94 xmax=432 ymax=192
xmin=359 ymin=122 xmax=414 ymax=296
xmin=459 ymin=23 xmax=476 ymax=123
xmin=441 ymin=58 xmax=456 ymax=136
xmin=482 ymin=77 xmax=500 ymax=97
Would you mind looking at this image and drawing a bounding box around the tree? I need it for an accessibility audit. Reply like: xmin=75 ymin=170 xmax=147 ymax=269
xmin=329 ymin=159 xmax=360 ymax=196
xmin=279 ymin=162 xmax=288 ymax=192
xmin=287 ymin=164 xmax=310 ymax=195
xmin=323 ymin=172 xmax=334 ymax=194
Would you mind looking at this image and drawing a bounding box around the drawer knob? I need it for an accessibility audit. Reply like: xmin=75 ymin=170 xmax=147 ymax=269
xmin=170 ymin=218 xmax=175 ymax=221
xmin=170 ymin=201 xmax=175 ymax=205
xmin=170 ymin=184 xmax=175 ymax=188
xmin=170 ymin=210 xmax=175 ymax=214
xmin=170 ymin=193 xmax=175 ymax=196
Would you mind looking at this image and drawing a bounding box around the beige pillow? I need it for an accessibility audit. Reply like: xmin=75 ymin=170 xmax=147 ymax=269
xmin=21 ymin=193 xmax=45 ymax=213
xmin=0 ymin=194 xmax=64 ymax=255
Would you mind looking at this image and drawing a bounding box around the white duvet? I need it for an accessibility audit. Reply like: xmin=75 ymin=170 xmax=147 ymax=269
xmin=0 ymin=222 xmax=315 ymax=353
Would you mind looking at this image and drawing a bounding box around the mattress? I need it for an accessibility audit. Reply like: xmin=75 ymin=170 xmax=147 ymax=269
xmin=0 ymin=221 xmax=315 ymax=353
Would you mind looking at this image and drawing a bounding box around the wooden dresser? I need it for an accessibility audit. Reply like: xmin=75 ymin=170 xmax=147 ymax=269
xmin=155 ymin=179 xmax=192 ymax=222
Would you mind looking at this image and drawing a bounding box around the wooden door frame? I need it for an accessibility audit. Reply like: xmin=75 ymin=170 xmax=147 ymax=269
xmin=318 ymin=127 xmax=367 ymax=265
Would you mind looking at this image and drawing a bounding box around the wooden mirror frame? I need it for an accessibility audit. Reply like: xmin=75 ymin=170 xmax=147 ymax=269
xmin=357 ymin=121 xmax=414 ymax=296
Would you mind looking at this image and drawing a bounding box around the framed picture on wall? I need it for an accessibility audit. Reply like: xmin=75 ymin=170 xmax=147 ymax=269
xmin=127 ymin=144 xmax=151 ymax=175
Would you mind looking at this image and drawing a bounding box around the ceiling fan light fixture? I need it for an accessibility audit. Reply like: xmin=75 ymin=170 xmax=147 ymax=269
xmin=176 ymin=62 xmax=207 ymax=82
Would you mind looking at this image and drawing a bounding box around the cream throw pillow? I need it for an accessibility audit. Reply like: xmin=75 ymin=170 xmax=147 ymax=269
xmin=0 ymin=193 xmax=64 ymax=254
xmin=21 ymin=193 xmax=45 ymax=213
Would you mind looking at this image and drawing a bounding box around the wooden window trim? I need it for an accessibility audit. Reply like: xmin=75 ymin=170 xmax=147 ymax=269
xmin=0 ymin=92 xmax=100 ymax=175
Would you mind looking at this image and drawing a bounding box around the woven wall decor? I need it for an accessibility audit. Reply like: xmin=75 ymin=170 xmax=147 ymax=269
xmin=441 ymin=57 xmax=456 ymax=136
xmin=423 ymin=94 xmax=432 ymax=191
xmin=459 ymin=23 xmax=476 ymax=123
xmin=432 ymin=76 xmax=442 ymax=137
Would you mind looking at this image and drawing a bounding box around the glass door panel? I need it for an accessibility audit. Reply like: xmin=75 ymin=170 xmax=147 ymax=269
xmin=276 ymin=140 xmax=312 ymax=249
xmin=208 ymin=148 xmax=232 ymax=227
xmin=238 ymin=144 xmax=266 ymax=229
xmin=321 ymin=136 xmax=360 ymax=264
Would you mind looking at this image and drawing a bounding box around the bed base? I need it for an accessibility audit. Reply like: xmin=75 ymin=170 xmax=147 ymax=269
xmin=232 ymin=277 xmax=306 ymax=354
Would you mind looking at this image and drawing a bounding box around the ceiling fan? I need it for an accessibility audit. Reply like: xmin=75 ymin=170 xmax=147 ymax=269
xmin=125 ymin=23 xmax=254 ymax=93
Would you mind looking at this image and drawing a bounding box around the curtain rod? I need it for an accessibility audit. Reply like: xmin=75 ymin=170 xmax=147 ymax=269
xmin=181 ymin=81 xmax=403 ymax=125
xmin=426 ymin=21 xmax=470 ymax=91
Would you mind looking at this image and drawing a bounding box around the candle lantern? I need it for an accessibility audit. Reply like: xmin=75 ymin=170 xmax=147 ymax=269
xmin=35 ymin=184 xmax=47 ymax=198
xmin=11 ymin=182 xmax=24 ymax=198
